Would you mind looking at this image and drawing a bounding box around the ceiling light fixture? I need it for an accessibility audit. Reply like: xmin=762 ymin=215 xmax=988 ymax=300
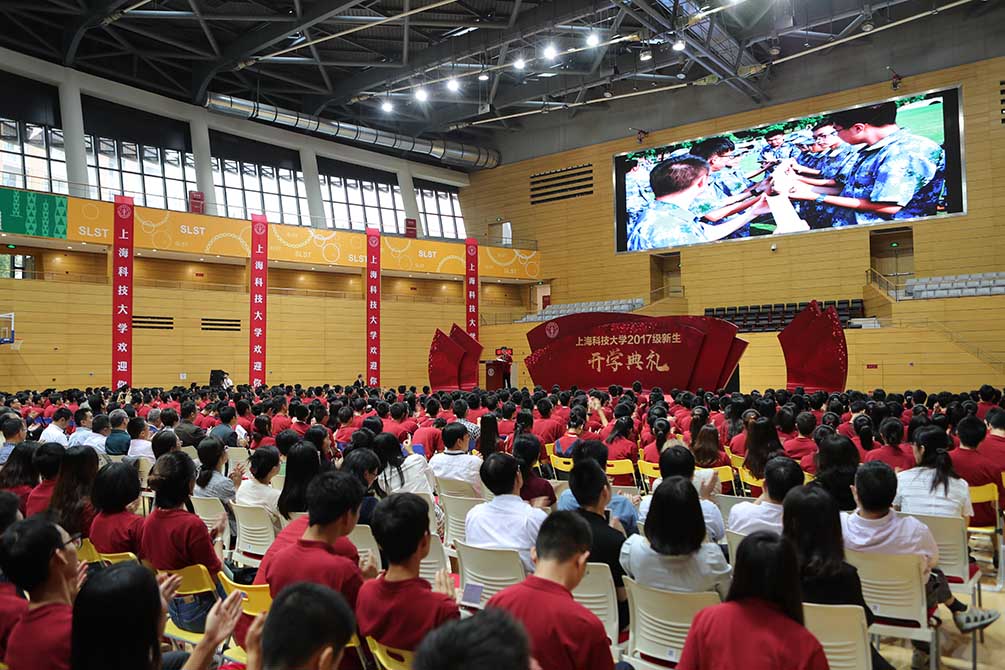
xmin=381 ymin=99 xmax=393 ymax=112
xmin=478 ymin=71 xmax=489 ymax=81
xmin=672 ymin=37 xmax=686 ymax=51
xmin=514 ymin=57 xmax=526 ymax=70
xmin=587 ymin=32 xmax=600 ymax=47
xmin=639 ymin=49 xmax=652 ymax=61
xmin=861 ymin=12 xmax=875 ymax=32
xmin=768 ymin=39 xmax=781 ymax=56
xmin=676 ymin=71 xmax=687 ymax=80
xmin=543 ymin=43 xmax=558 ymax=60
xmin=446 ymin=78 xmax=460 ymax=92
xmin=602 ymin=86 xmax=613 ymax=98
xmin=415 ymin=87 xmax=428 ymax=101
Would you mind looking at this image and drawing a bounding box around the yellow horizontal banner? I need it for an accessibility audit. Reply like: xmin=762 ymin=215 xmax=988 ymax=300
xmin=59 ymin=191 xmax=540 ymax=279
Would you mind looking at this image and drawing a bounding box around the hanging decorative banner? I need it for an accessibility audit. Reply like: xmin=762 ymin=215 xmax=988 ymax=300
xmin=249 ymin=214 xmax=269 ymax=388
xmin=365 ymin=226 xmax=381 ymax=387
xmin=464 ymin=237 xmax=479 ymax=341
xmin=111 ymin=195 xmax=134 ymax=389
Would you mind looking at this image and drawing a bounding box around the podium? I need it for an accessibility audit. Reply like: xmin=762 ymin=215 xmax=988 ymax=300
xmin=483 ymin=360 xmax=510 ymax=390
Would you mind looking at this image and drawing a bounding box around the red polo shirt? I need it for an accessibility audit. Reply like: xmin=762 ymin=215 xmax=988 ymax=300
xmin=837 ymin=421 xmax=856 ymax=439
xmin=140 ymin=508 xmax=221 ymax=574
xmin=977 ymin=401 xmax=998 ymax=421
xmin=0 ymin=583 xmax=28 ymax=662
xmin=291 ymin=422 xmax=310 ymax=438
xmin=25 ymin=479 xmax=58 ymax=517
xmin=487 ymin=576 xmax=613 ymax=670
xmin=411 ymin=427 xmax=443 ymax=459
xmin=532 ymin=418 xmax=565 ymax=447
xmin=729 ymin=432 xmax=747 ymax=456
xmin=949 ymin=447 xmax=1003 ymax=526
xmin=5 ymin=602 xmax=71 ymax=670
xmin=497 ymin=419 xmax=516 ymax=437
xmin=262 ymin=538 xmax=363 ymax=607
xmin=356 ymin=576 xmax=459 ymax=650
xmin=863 ymin=443 xmax=916 ymax=473
xmin=3 ymin=485 xmax=32 ymax=516
xmin=677 ymin=599 xmax=828 ymax=670
xmin=783 ymin=435 xmax=816 ymax=460
xmin=381 ymin=419 xmax=409 ymax=443
xmin=271 ymin=414 xmax=292 ymax=435
xmin=89 ymin=510 xmax=144 ymax=556
xmin=979 ymin=434 xmax=1005 ymax=472
xmin=606 ymin=436 xmax=639 ymax=486
xmin=237 ymin=415 xmax=254 ymax=434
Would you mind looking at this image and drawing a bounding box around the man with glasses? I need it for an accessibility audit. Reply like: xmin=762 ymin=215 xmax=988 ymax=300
xmin=0 ymin=518 xmax=83 ymax=670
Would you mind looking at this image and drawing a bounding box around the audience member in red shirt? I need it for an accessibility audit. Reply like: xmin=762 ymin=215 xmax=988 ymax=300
xmin=514 ymin=435 xmax=557 ymax=507
xmin=488 ymin=511 xmax=614 ymax=670
xmin=783 ymin=412 xmax=818 ymax=460
xmin=603 ymin=417 xmax=638 ymax=486
xmin=980 ymin=408 xmax=1005 ymax=471
xmin=497 ymin=403 xmax=517 ymax=438
xmin=554 ymin=414 xmax=588 ymax=456
xmin=47 ymin=446 xmax=98 ymax=539
xmin=0 ymin=517 xmax=81 ymax=670
xmin=25 ymin=442 xmax=64 ymax=517
xmin=976 ymin=385 xmax=999 ymax=420
xmin=849 ymin=414 xmax=875 ymax=460
xmin=412 ymin=421 xmax=445 ymax=460
xmin=357 ymin=493 xmax=459 ymax=651
xmin=863 ymin=418 xmax=917 ymax=473
xmin=290 ymin=404 xmax=312 ymax=438
xmin=677 ymin=531 xmax=828 ymax=670
xmin=951 ymin=416 xmax=1005 ymax=527
xmin=411 ymin=608 xmax=536 ymax=670
xmin=270 ymin=398 xmax=292 ymax=435
xmin=0 ymin=443 xmax=38 ymax=516
xmin=249 ymin=415 xmax=277 ymax=451
xmin=88 ymin=462 xmax=145 ymax=556
xmin=532 ymin=399 xmax=565 ymax=448
xmin=838 ymin=401 xmax=867 ymax=439
xmin=0 ymin=492 xmax=27 ymax=663
xmin=642 ymin=418 xmax=674 ymax=464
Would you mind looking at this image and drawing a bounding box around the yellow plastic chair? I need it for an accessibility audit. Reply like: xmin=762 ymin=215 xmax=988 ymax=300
xmin=218 ymin=572 xmax=272 ymax=616
xmin=551 ymin=454 xmax=574 ymax=477
xmin=638 ymin=460 xmax=660 ymax=492
xmin=366 ymin=636 xmax=415 ymax=670
xmin=99 ymin=551 xmax=138 ymax=565
xmin=544 ymin=442 xmax=556 ymax=462
xmin=606 ymin=459 xmax=638 ymax=487
xmin=696 ymin=465 xmax=734 ymax=493
xmin=737 ymin=467 xmax=763 ymax=497
xmin=803 ymin=471 xmax=816 ymax=484
xmin=728 ymin=452 xmax=745 ymax=471
xmin=968 ymin=482 xmax=1002 ymax=591
xmin=78 ymin=539 xmax=101 ymax=563
xmin=159 ymin=564 xmax=218 ymax=647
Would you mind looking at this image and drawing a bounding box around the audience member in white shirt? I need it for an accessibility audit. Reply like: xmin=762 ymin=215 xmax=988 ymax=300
xmin=727 ymin=456 xmax=804 ymax=536
xmin=67 ymin=408 xmax=94 ymax=448
xmin=638 ymin=445 xmax=724 ymax=542
xmin=374 ymin=432 xmax=437 ymax=497
xmin=894 ymin=426 xmax=973 ymax=518
xmin=39 ymin=407 xmax=71 ymax=446
xmin=126 ymin=416 xmax=155 ymax=462
xmin=235 ymin=445 xmax=284 ymax=532
xmin=465 ymin=452 xmax=549 ymax=572
xmin=82 ymin=414 xmax=111 ymax=454
xmin=429 ymin=422 xmax=483 ymax=495
xmin=843 ymin=460 xmax=998 ymax=639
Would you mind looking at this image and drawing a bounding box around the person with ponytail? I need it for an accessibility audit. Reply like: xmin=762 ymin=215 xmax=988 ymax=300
xmin=863 ymin=417 xmax=916 ymax=472
xmin=193 ymin=437 xmax=242 ymax=537
xmin=683 ymin=406 xmax=711 ymax=446
xmin=477 ymin=414 xmax=503 ymax=458
xmin=513 ymin=434 xmax=556 ymax=507
xmin=894 ymin=425 xmax=973 ymax=518
xmin=642 ymin=417 xmax=673 ymax=463
xmin=554 ymin=412 xmax=586 ymax=457
xmin=604 ymin=416 xmax=637 ymax=485
xmin=850 ymin=414 xmax=875 ymax=459
xmin=504 ymin=409 xmax=534 ymax=452
xmin=728 ymin=409 xmax=760 ymax=456
xmin=249 ymin=415 xmax=275 ymax=451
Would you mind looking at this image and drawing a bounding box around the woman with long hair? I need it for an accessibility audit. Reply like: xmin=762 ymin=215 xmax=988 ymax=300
xmin=235 ymin=446 xmax=283 ymax=532
xmin=341 ymin=447 xmax=382 ymax=525
xmin=783 ymin=485 xmax=894 ymax=670
xmin=728 ymin=409 xmax=760 ymax=456
xmin=642 ymin=417 xmax=672 ymax=463
xmin=743 ymin=417 xmax=783 ymax=480
xmin=374 ymin=432 xmax=436 ymax=497
xmin=684 ymin=406 xmax=711 ymax=445
xmin=89 ymin=462 xmax=144 ymax=556
xmin=0 ymin=441 xmax=39 ymax=514
xmin=277 ymin=442 xmax=321 ymax=520
xmin=249 ymin=415 xmax=275 ymax=451
xmin=850 ymin=414 xmax=875 ymax=458
xmin=71 ymin=561 xmax=243 ymax=670
xmin=604 ymin=416 xmax=638 ymax=485
xmin=48 ymin=445 xmax=99 ymax=537
xmin=808 ymin=434 xmax=860 ymax=511
xmin=677 ymin=531 xmax=828 ymax=670
xmin=193 ymin=436 xmax=241 ymax=536
xmin=477 ymin=414 xmax=503 ymax=458
xmin=691 ymin=424 xmax=729 ymax=469
xmin=504 ymin=410 xmax=534 ymax=451
xmin=554 ymin=412 xmax=586 ymax=457
xmin=895 ymin=426 xmax=972 ymax=517
xmin=724 ymin=399 xmax=749 ymax=444
xmin=863 ymin=416 xmax=916 ymax=472
xmin=513 ymin=434 xmax=555 ymax=507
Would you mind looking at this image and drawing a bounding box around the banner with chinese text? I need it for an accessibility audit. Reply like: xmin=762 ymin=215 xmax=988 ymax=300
xmin=112 ymin=196 xmax=134 ymax=389
xmin=249 ymin=214 xmax=268 ymax=388
xmin=464 ymin=237 xmax=479 ymax=341
xmin=366 ymin=227 xmax=381 ymax=387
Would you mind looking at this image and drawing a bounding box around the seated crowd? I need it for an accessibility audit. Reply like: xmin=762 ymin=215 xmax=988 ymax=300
xmin=0 ymin=381 xmax=1003 ymax=669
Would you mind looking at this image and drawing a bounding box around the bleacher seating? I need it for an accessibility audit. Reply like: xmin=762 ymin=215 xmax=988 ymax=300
xmin=904 ymin=272 xmax=1005 ymax=300
xmin=702 ymin=299 xmax=865 ymax=333
xmin=516 ymin=297 xmax=645 ymax=323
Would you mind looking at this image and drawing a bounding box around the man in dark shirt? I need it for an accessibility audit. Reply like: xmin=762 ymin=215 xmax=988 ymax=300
xmin=569 ymin=458 xmax=628 ymax=630
xmin=103 ymin=409 xmax=131 ymax=455
xmin=173 ymin=402 xmax=207 ymax=448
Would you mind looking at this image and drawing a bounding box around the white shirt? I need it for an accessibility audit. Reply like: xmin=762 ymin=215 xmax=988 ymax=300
xmin=127 ymin=438 xmax=155 ymax=462
xmin=429 ymin=450 xmax=483 ymax=495
xmin=620 ymin=536 xmax=732 ymax=599
xmin=82 ymin=432 xmax=108 ymax=454
xmin=379 ymin=453 xmax=437 ymax=497
xmin=39 ymin=423 xmax=69 ymax=446
xmin=639 ymin=495 xmax=725 ymax=543
xmin=235 ymin=478 xmax=283 ymax=533
xmin=67 ymin=427 xmax=93 ymax=448
xmin=841 ymin=510 xmax=939 ymax=577
xmin=894 ymin=467 xmax=973 ymax=518
xmin=465 ymin=494 xmax=548 ymax=572
xmin=727 ymin=500 xmax=784 ymax=535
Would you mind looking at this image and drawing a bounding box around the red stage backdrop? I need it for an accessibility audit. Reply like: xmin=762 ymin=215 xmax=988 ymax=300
xmin=428 ymin=328 xmax=466 ymax=390
xmin=524 ymin=314 xmax=746 ymax=391
xmin=248 ymin=214 xmax=268 ymax=388
xmin=465 ymin=238 xmax=479 ymax=341
xmin=365 ymin=227 xmax=381 ymax=387
xmin=778 ymin=301 xmax=848 ymax=392
xmin=112 ymin=196 xmax=134 ymax=390
xmin=449 ymin=324 xmax=482 ymax=391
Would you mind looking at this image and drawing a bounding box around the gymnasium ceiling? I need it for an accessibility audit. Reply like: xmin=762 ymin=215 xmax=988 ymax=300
xmin=0 ymin=0 xmax=999 ymax=157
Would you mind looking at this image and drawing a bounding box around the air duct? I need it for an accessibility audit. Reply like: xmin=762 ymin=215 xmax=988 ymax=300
xmin=205 ymin=93 xmax=500 ymax=170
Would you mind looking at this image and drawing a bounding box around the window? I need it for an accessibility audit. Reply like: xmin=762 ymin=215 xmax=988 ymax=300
xmin=212 ymin=158 xmax=310 ymax=224
xmin=416 ymin=187 xmax=466 ymax=239
xmin=0 ymin=118 xmax=67 ymax=195
xmin=319 ymin=174 xmax=404 ymax=233
xmin=0 ymin=254 xmax=35 ymax=279
xmin=84 ymin=133 xmax=196 ymax=211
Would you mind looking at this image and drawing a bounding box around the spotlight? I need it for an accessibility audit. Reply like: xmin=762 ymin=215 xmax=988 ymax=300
xmin=602 ymin=86 xmax=613 ymax=98
xmin=587 ymin=32 xmax=600 ymax=47
xmin=672 ymin=38 xmax=686 ymax=51
xmin=446 ymin=78 xmax=460 ymax=92
xmin=543 ymin=43 xmax=558 ymax=60
xmin=768 ymin=39 xmax=781 ymax=56
xmin=639 ymin=49 xmax=652 ymax=61
xmin=381 ymin=99 xmax=393 ymax=112
xmin=676 ymin=72 xmax=687 ymax=80
xmin=861 ymin=14 xmax=875 ymax=32
xmin=478 ymin=71 xmax=489 ymax=81
xmin=513 ymin=57 xmax=526 ymax=70
xmin=414 ymin=87 xmax=428 ymax=101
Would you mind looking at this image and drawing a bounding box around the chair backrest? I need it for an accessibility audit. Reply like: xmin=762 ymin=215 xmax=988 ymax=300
xmin=638 ymin=460 xmax=660 ymax=491
xmin=413 ymin=491 xmax=439 ymax=534
xmin=439 ymin=494 xmax=482 ymax=551
xmin=606 ymin=458 xmax=636 ymax=481
xmin=970 ymin=482 xmax=999 ymax=514
xmin=845 ymin=549 xmax=928 ymax=626
xmin=180 ymin=446 xmax=199 ymax=461
xmin=78 ymin=539 xmax=101 ymax=563
xmin=436 ymin=477 xmax=480 ymax=498
xmin=227 ymin=447 xmax=251 ymax=469
xmin=737 ymin=467 xmax=763 ymax=496
xmin=218 ymin=571 xmax=273 ymax=616
xmin=728 ymin=452 xmax=745 ymax=471
xmin=163 ymin=564 xmax=216 ymax=596
xmin=803 ymin=603 xmax=873 ymax=670
xmin=232 ymin=503 xmax=278 ymax=559
xmin=190 ymin=495 xmax=227 ymax=529
xmin=135 ymin=457 xmax=153 ymax=489
xmin=271 ymin=474 xmax=285 ymax=491
xmin=697 ymin=465 xmax=734 ymax=492
xmin=419 ymin=534 xmax=450 ymax=584
xmin=454 ymin=541 xmax=525 ymax=606
xmin=551 ymin=454 xmax=574 ymax=475
xmin=365 ymin=636 xmax=415 ymax=670
xmin=623 ymin=577 xmax=720 ymax=666
xmin=99 ymin=551 xmax=138 ymax=565
xmin=571 ymin=562 xmax=620 ymax=646
xmin=349 ymin=524 xmax=382 ymax=567
xmin=903 ymin=512 xmax=971 ymax=584
xmin=725 ymin=530 xmax=746 ymax=563
xmin=712 ymin=494 xmax=746 ymax=523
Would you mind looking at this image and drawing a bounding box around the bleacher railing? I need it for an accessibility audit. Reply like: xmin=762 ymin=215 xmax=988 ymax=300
xmin=866 ymin=267 xmax=915 ymax=302
xmin=647 ymin=284 xmax=685 ymax=304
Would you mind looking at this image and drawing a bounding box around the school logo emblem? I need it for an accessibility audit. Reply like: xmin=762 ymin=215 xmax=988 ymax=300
xmin=368 ymin=235 xmax=379 ymax=247
xmin=253 ymin=222 xmax=267 ymax=236
xmin=467 ymin=244 xmax=477 ymax=256
xmin=545 ymin=322 xmax=560 ymax=339
xmin=487 ymin=367 xmax=496 ymax=376
xmin=116 ymin=204 xmax=131 ymax=219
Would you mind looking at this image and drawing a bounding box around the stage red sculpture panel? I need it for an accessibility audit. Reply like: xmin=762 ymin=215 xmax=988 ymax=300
xmin=448 ymin=325 xmax=483 ymax=392
xmin=523 ymin=313 xmax=746 ymax=391
xmin=777 ymin=301 xmax=848 ymax=393
xmin=428 ymin=329 xmax=466 ymax=391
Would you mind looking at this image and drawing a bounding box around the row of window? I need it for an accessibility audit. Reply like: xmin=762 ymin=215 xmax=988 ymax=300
xmin=0 ymin=118 xmax=466 ymax=238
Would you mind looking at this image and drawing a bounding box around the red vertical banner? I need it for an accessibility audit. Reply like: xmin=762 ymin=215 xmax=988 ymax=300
xmin=249 ymin=214 xmax=269 ymax=388
xmin=366 ymin=227 xmax=381 ymax=387
xmin=112 ymin=196 xmax=134 ymax=390
xmin=465 ymin=237 xmax=479 ymax=341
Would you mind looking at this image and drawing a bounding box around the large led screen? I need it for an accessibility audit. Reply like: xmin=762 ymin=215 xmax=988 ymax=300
xmin=614 ymin=88 xmax=964 ymax=252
